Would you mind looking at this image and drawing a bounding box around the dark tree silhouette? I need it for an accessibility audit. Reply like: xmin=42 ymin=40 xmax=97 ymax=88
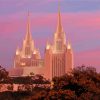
xmin=0 ymin=65 xmax=100 ymax=100
xmin=0 ymin=66 xmax=8 ymax=82
xmin=53 ymin=66 xmax=100 ymax=99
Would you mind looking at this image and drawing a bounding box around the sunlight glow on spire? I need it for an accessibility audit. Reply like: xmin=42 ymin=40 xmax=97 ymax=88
xmin=56 ymin=0 xmax=63 ymax=33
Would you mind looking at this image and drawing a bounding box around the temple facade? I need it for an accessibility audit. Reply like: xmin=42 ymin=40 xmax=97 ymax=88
xmin=44 ymin=9 xmax=73 ymax=79
xmin=10 ymin=7 xmax=73 ymax=80
xmin=14 ymin=13 xmax=43 ymax=68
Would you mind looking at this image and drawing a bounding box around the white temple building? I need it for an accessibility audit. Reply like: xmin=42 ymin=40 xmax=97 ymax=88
xmin=9 ymin=5 xmax=73 ymax=80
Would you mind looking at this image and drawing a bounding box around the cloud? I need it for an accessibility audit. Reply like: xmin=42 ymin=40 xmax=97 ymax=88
xmin=0 ymin=0 xmax=100 ymax=16
xmin=0 ymin=11 xmax=100 ymax=39
xmin=74 ymin=48 xmax=100 ymax=72
xmin=0 ymin=10 xmax=100 ymax=71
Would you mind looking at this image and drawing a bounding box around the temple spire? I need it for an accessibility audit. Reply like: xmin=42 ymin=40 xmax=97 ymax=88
xmin=56 ymin=0 xmax=63 ymax=33
xmin=25 ymin=11 xmax=32 ymax=42
xmin=67 ymin=40 xmax=71 ymax=50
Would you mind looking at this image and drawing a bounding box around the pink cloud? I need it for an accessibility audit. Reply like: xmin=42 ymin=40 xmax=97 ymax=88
xmin=74 ymin=49 xmax=100 ymax=68
xmin=63 ymin=12 xmax=100 ymax=30
xmin=0 ymin=20 xmax=24 ymax=37
xmin=0 ymin=11 xmax=100 ymax=71
xmin=0 ymin=11 xmax=100 ymax=42
xmin=31 ymin=11 xmax=100 ymax=36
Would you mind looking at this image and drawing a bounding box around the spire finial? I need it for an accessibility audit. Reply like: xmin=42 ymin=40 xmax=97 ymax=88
xmin=58 ymin=0 xmax=60 ymax=12
xmin=25 ymin=11 xmax=32 ymax=42
xmin=27 ymin=10 xmax=30 ymax=34
xmin=56 ymin=0 xmax=63 ymax=33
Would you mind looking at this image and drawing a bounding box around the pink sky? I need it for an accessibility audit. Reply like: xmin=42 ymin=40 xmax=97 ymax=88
xmin=0 ymin=0 xmax=100 ymax=72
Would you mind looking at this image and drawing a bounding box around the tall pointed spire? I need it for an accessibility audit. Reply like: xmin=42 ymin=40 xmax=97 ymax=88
xmin=25 ymin=11 xmax=32 ymax=42
xmin=56 ymin=0 xmax=63 ymax=33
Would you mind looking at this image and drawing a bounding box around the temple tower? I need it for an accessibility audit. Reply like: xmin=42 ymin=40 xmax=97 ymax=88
xmin=14 ymin=13 xmax=41 ymax=68
xmin=44 ymin=2 xmax=73 ymax=80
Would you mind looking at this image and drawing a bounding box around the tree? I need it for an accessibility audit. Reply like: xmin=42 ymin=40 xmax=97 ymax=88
xmin=53 ymin=66 xmax=100 ymax=99
xmin=0 ymin=66 xmax=8 ymax=82
xmin=47 ymin=90 xmax=76 ymax=100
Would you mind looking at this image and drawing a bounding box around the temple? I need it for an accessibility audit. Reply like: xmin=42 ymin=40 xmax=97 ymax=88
xmin=14 ymin=12 xmax=43 ymax=68
xmin=9 ymin=5 xmax=73 ymax=80
xmin=44 ymin=6 xmax=73 ymax=79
